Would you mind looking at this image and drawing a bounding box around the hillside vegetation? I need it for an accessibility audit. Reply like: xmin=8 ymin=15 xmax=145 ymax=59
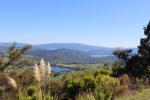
xmin=0 ymin=46 xmax=115 ymax=64
xmin=0 ymin=21 xmax=150 ymax=100
xmin=116 ymin=88 xmax=150 ymax=100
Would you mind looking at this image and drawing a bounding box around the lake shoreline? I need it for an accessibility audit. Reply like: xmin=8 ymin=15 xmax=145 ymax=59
xmin=51 ymin=65 xmax=79 ymax=73
xmin=52 ymin=64 xmax=78 ymax=69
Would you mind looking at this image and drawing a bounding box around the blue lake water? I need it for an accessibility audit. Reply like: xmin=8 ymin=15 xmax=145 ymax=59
xmin=51 ymin=66 xmax=76 ymax=73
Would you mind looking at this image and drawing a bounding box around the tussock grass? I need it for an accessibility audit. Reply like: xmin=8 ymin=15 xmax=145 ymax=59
xmin=116 ymin=88 xmax=150 ymax=100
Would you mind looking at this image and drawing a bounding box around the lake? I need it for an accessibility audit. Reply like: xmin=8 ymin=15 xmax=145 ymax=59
xmin=51 ymin=65 xmax=76 ymax=73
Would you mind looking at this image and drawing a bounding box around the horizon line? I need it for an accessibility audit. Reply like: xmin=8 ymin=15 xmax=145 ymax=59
xmin=0 ymin=41 xmax=137 ymax=48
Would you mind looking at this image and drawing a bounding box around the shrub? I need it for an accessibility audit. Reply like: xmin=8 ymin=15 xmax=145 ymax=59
xmin=135 ymin=78 xmax=144 ymax=91
xmin=64 ymin=69 xmax=120 ymax=100
xmin=83 ymin=74 xmax=97 ymax=91
xmin=66 ymin=78 xmax=84 ymax=98
xmin=76 ymin=92 xmax=95 ymax=100
xmin=83 ymin=79 xmax=96 ymax=91
xmin=27 ymin=86 xmax=36 ymax=96
xmin=96 ymin=75 xmax=120 ymax=100
xmin=95 ymin=91 xmax=105 ymax=100
xmin=94 ymin=68 xmax=112 ymax=77
xmin=119 ymin=74 xmax=131 ymax=95
xmin=49 ymin=78 xmax=64 ymax=99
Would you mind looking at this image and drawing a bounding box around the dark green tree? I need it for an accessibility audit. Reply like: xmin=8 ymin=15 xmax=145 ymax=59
xmin=113 ymin=21 xmax=150 ymax=78
xmin=112 ymin=49 xmax=132 ymax=77
xmin=113 ymin=49 xmax=132 ymax=66
xmin=126 ymin=21 xmax=150 ymax=78
xmin=138 ymin=21 xmax=150 ymax=66
xmin=136 ymin=21 xmax=150 ymax=78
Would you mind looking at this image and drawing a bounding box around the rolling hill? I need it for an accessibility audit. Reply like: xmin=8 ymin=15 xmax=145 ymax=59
xmin=34 ymin=43 xmax=115 ymax=56
xmin=0 ymin=43 xmax=136 ymax=64
xmin=0 ymin=43 xmax=115 ymax=57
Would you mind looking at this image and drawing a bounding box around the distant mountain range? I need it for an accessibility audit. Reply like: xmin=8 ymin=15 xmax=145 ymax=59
xmin=0 ymin=43 xmax=137 ymax=64
xmin=0 ymin=43 xmax=115 ymax=56
xmin=34 ymin=43 xmax=116 ymax=57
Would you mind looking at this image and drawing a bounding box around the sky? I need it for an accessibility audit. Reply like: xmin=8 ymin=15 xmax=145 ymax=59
xmin=0 ymin=0 xmax=150 ymax=47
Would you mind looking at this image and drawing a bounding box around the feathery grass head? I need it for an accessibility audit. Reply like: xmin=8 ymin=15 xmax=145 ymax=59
xmin=46 ymin=62 xmax=51 ymax=75
xmin=39 ymin=58 xmax=46 ymax=67
xmin=4 ymin=74 xmax=17 ymax=89
xmin=33 ymin=64 xmax=41 ymax=82
xmin=39 ymin=58 xmax=46 ymax=78
xmin=47 ymin=62 xmax=50 ymax=67
xmin=34 ymin=58 xmax=51 ymax=82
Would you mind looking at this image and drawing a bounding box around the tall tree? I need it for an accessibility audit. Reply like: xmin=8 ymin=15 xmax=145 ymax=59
xmin=138 ymin=21 xmax=150 ymax=66
xmin=113 ymin=21 xmax=150 ymax=78
xmin=126 ymin=21 xmax=150 ymax=78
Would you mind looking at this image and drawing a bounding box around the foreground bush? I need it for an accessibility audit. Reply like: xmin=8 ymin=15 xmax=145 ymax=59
xmin=76 ymin=92 xmax=95 ymax=100
xmin=64 ymin=69 xmax=120 ymax=100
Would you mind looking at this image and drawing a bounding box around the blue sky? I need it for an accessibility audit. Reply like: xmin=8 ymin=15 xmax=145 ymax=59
xmin=0 ymin=0 xmax=150 ymax=47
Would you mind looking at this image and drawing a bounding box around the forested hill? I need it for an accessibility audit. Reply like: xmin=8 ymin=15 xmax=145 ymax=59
xmin=25 ymin=48 xmax=115 ymax=64
xmin=0 ymin=43 xmax=136 ymax=64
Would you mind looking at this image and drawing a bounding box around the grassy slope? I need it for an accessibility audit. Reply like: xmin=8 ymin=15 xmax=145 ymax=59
xmin=116 ymin=88 xmax=150 ymax=100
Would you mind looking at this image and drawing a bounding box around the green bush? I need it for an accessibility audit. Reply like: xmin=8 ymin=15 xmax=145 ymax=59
xmin=96 ymin=75 xmax=120 ymax=100
xmin=64 ymin=69 xmax=120 ymax=100
xmin=94 ymin=68 xmax=112 ymax=77
xmin=83 ymin=75 xmax=97 ymax=91
xmin=0 ymin=66 xmax=122 ymax=100
xmin=76 ymin=92 xmax=95 ymax=100
xmin=66 ymin=78 xmax=84 ymax=98
xmin=27 ymin=86 xmax=36 ymax=96
xmin=95 ymin=91 xmax=105 ymax=100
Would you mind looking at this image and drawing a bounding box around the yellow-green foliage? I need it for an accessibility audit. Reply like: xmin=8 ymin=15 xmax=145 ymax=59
xmin=64 ymin=68 xmax=120 ymax=100
xmin=95 ymin=75 xmax=120 ymax=100
xmin=97 ymin=75 xmax=120 ymax=93
xmin=76 ymin=93 xmax=95 ymax=100
xmin=1 ymin=65 xmax=148 ymax=100
xmin=94 ymin=68 xmax=112 ymax=76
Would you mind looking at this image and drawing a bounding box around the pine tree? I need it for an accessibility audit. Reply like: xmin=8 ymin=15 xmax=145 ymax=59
xmin=138 ymin=21 xmax=150 ymax=66
xmin=114 ymin=21 xmax=150 ymax=78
